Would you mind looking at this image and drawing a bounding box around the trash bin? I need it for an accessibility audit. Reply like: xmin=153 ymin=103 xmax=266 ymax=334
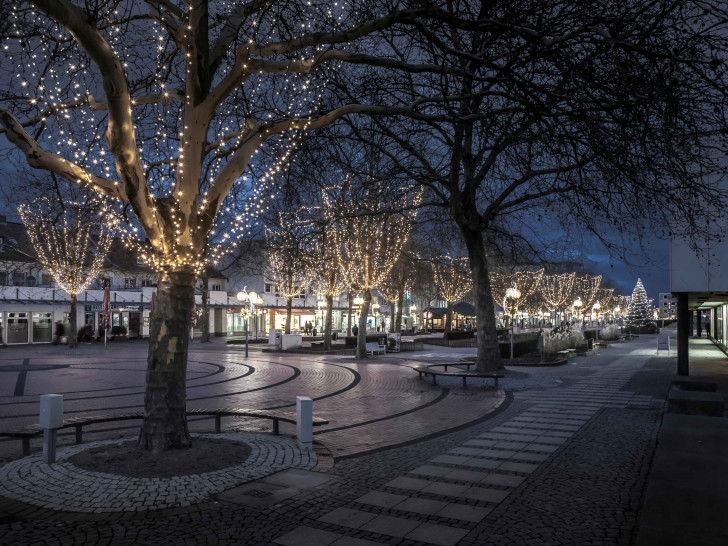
xmin=332 ymin=332 xmax=338 ymax=341
xmin=587 ymin=338 xmax=594 ymax=350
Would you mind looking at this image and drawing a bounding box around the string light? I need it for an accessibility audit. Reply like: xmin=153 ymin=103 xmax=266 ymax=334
xmin=432 ymin=256 xmax=471 ymax=304
xmin=18 ymin=198 xmax=117 ymax=296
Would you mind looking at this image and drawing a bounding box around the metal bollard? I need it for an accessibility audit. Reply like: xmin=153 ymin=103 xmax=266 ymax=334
xmin=40 ymin=394 xmax=63 ymax=464
xmin=296 ymin=396 xmax=313 ymax=449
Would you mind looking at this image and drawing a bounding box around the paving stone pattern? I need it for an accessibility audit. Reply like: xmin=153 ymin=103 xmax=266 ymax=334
xmin=273 ymin=347 xmax=669 ymax=545
xmin=0 ymin=433 xmax=315 ymax=512
xmin=0 ymin=338 xmax=673 ymax=545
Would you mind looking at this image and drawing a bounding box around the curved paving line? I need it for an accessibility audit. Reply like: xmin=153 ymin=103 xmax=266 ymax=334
xmin=0 ymin=361 xmax=245 ymax=407
xmin=333 ymin=389 xmax=514 ymax=461
xmin=262 ymin=362 xmax=362 ymax=410
xmin=314 ymin=388 xmax=450 ymax=435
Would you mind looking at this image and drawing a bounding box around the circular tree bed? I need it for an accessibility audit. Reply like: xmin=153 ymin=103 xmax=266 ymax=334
xmin=69 ymin=437 xmax=252 ymax=478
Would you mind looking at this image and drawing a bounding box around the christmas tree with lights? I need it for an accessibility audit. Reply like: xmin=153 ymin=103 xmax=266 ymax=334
xmin=627 ymin=278 xmax=652 ymax=328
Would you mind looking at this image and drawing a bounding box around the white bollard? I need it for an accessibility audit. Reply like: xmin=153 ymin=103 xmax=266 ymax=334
xmin=40 ymin=394 xmax=63 ymax=464
xmin=296 ymin=396 xmax=313 ymax=449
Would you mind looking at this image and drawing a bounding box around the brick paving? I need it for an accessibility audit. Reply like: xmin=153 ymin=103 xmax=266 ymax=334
xmin=0 ymin=335 xmax=677 ymax=544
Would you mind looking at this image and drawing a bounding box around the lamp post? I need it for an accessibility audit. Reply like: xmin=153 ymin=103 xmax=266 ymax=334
xmin=592 ymin=301 xmax=601 ymax=342
xmin=572 ymin=297 xmax=582 ymax=324
xmin=236 ymin=287 xmax=258 ymax=358
xmin=503 ymin=285 xmax=521 ymax=360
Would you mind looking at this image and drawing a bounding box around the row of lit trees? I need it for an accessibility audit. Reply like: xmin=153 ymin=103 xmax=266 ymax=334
xmin=489 ymin=270 xmax=630 ymax=321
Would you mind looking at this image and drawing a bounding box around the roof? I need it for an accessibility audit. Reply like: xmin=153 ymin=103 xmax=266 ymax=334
xmin=453 ymin=302 xmax=477 ymax=316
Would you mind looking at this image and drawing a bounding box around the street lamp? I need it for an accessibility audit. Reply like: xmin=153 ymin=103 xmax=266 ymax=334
xmin=236 ymin=287 xmax=258 ymax=358
xmin=572 ymin=297 xmax=582 ymax=322
xmin=592 ymin=301 xmax=601 ymax=342
xmin=503 ymin=284 xmax=521 ymax=360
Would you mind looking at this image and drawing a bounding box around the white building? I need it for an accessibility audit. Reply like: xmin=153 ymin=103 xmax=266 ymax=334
xmin=658 ymin=292 xmax=677 ymax=319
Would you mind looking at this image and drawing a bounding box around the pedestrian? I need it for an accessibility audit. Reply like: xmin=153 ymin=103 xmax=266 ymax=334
xmin=352 ymin=324 xmax=359 ymax=336
xmin=53 ymin=321 xmax=63 ymax=345
xmin=313 ymin=326 xmax=317 ymax=337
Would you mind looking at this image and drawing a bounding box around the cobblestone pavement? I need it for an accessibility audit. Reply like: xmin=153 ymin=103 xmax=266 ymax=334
xmin=0 ymin=341 xmax=502 ymax=463
xmin=0 ymin=335 xmax=676 ymax=544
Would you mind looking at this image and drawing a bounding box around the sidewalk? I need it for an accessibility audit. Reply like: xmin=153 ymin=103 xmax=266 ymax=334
xmin=635 ymin=337 xmax=728 ymax=546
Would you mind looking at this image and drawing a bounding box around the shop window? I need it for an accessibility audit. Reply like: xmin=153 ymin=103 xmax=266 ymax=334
xmin=32 ymin=312 xmax=52 ymax=343
xmin=125 ymin=278 xmax=136 ymax=289
xmin=7 ymin=312 xmax=29 ymax=344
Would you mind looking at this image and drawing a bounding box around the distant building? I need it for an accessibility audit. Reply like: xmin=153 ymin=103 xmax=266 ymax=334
xmin=0 ymin=215 xmax=229 ymax=344
xmin=658 ymin=292 xmax=677 ymax=319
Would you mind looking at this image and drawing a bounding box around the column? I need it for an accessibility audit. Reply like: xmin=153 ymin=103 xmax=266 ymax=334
xmin=677 ymin=292 xmax=690 ymax=376
xmin=696 ymin=310 xmax=702 ymax=338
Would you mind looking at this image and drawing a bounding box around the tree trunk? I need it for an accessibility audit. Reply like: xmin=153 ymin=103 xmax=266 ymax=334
xmin=347 ymin=292 xmax=353 ymax=336
xmin=396 ymin=292 xmax=404 ymax=333
xmin=285 ymin=296 xmax=293 ymax=334
xmin=356 ymin=288 xmax=372 ymax=359
xmin=68 ymin=292 xmax=78 ymax=348
xmin=137 ymin=268 xmax=195 ymax=452
xmin=324 ymin=293 xmax=334 ymax=351
xmin=200 ymin=270 xmax=210 ymax=342
xmin=445 ymin=301 xmax=453 ymax=333
xmin=461 ymin=228 xmax=503 ymax=372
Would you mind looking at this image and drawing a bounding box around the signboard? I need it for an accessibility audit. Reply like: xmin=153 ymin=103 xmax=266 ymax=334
xmin=657 ymin=334 xmax=670 ymax=354
xmin=85 ymin=304 xmax=142 ymax=312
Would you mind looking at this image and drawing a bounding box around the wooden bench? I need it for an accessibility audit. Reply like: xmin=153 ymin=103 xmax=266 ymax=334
xmin=412 ymin=365 xmax=504 ymax=389
xmin=365 ymin=342 xmax=386 ymax=355
xmin=0 ymin=408 xmax=329 ymax=456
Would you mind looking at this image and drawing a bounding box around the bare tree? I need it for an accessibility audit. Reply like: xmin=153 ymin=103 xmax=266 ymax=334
xmin=334 ymin=0 xmax=728 ymax=371
xmin=432 ymin=256 xmax=471 ymax=333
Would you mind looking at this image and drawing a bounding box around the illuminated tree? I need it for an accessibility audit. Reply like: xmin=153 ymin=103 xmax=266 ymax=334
xmin=309 ymin=224 xmax=347 ymax=351
xmin=331 ymin=181 xmax=418 ymax=357
xmin=542 ymin=273 xmax=576 ymax=315
xmin=0 ymin=1 xmax=443 ymax=451
xmin=378 ymin=252 xmax=416 ymax=333
xmin=575 ymin=274 xmax=602 ymax=311
xmin=627 ymin=278 xmax=652 ymax=328
xmin=265 ymin=218 xmax=315 ymax=335
xmin=18 ymin=197 xmax=115 ymax=348
xmin=432 ymin=256 xmax=471 ymax=333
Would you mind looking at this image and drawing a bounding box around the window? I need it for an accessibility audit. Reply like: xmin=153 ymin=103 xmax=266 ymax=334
xmin=12 ymin=272 xmax=24 ymax=286
xmin=265 ymin=284 xmax=272 ymax=293
xmin=0 ymin=272 xmax=6 ymax=286
xmin=125 ymin=278 xmax=136 ymax=289
xmin=141 ymin=279 xmax=153 ymax=287
xmin=211 ymin=283 xmax=221 ymax=291
xmin=41 ymin=273 xmax=53 ymax=286
xmin=101 ymin=277 xmax=111 ymax=288
xmin=0 ymin=237 xmax=3 ymax=252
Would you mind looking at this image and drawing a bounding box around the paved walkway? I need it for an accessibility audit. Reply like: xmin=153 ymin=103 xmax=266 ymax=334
xmin=0 ymin=334 xmax=678 ymax=544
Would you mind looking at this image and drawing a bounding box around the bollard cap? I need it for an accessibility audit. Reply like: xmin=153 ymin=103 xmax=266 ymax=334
xmin=39 ymin=394 xmax=63 ymax=429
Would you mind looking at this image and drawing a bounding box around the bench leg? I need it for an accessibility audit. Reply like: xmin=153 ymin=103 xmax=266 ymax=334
xmin=432 ymin=374 xmax=437 ymax=386
xmin=462 ymin=376 xmax=467 ymax=389
xmin=494 ymin=377 xmax=499 ymax=389
xmin=22 ymin=438 xmax=30 ymax=456
xmin=444 ymin=364 xmax=448 ymax=371
xmin=215 ymin=415 xmax=221 ymax=433
xmin=272 ymin=419 xmax=279 ymax=435
xmin=75 ymin=425 xmax=83 ymax=444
